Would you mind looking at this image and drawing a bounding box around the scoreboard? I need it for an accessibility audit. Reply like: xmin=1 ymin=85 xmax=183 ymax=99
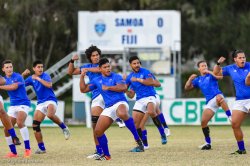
xmin=78 ymin=10 xmax=180 ymax=51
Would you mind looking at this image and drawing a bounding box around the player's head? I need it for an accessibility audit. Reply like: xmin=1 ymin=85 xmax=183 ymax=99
xmin=99 ymin=58 xmax=111 ymax=76
xmin=33 ymin=60 xmax=44 ymax=75
xmin=2 ymin=60 xmax=13 ymax=76
xmin=85 ymin=45 xmax=101 ymax=64
xmin=232 ymin=49 xmax=246 ymax=67
xmin=197 ymin=60 xmax=208 ymax=75
xmin=129 ymin=56 xmax=141 ymax=72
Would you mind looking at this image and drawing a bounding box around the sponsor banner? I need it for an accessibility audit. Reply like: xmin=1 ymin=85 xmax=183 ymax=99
xmin=0 ymin=100 xmax=65 ymax=127
xmin=161 ymin=98 xmax=235 ymax=125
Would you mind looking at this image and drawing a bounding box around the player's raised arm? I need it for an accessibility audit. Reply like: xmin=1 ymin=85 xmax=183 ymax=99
xmin=21 ymin=69 xmax=30 ymax=78
xmin=67 ymin=54 xmax=81 ymax=75
xmin=213 ymin=56 xmax=225 ymax=76
xmin=79 ymin=70 xmax=92 ymax=93
xmin=184 ymin=74 xmax=197 ymax=91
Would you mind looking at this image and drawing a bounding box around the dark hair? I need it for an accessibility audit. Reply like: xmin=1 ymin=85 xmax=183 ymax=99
xmin=231 ymin=49 xmax=244 ymax=59
xmin=197 ymin=60 xmax=206 ymax=67
xmin=2 ymin=60 xmax=12 ymax=68
xmin=33 ymin=60 xmax=43 ymax=67
xmin=98 ymin=58 xmax=109 ymax=67
xmin=129 ymin=56 xmax=140 ymax=64
xmin=85 ymin=45 xmax=101 ymax=63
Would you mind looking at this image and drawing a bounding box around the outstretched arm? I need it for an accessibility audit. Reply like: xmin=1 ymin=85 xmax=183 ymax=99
xmin=153 ymin=79 xmax=161 ymax=87
xmin=184 ymin=74 xmax=197 ymax=91
xmin=131 ymin=77 xmax=156 ymax=86
xmin=0 ymin=83 xmax=18 ymax=91
xmin=102 ymin=84 xmax=127 ymax=92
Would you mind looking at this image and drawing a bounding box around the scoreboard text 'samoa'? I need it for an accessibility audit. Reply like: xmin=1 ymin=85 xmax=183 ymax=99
xmin=78 ymin=10 xmax=180 ymax=51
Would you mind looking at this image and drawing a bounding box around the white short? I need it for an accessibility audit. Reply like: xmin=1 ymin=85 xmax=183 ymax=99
xmin=101 ymin=101 xmax=129 ymax=121
xmin=8 ymin=105 xmax=30 ymax=118
xmin=36 ymin=100 xmax=57 ymax=115
xmin=232 ymin=99 xmax=250 ymax=113
xmin=91 ymin=94 xmax=105 ymax=109
xmin=155 ymin=94 xmax=160 ymax=108
xmin=0 ymin=95 xmax=3 ymax=105
xmin=204 ymin=94 xmax=223 ymax=113
xmin=133 ymin=96 xmax=156 ymax=113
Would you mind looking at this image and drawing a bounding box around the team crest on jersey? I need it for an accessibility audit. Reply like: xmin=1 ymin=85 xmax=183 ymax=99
xmin=95 ymin=19 xmax=106 ymax=37
xmin=233 ymin=70 xmax=237 ymax=72
xmin=140 ymin=75 xmax=143 ymax=78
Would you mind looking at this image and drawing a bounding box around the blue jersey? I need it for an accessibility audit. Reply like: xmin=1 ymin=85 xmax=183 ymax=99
xmin=126 ymin=67 xmax=156 ymax=100
xmin=222 ymin=62 xmax=250 ymax=100
xmin=89 ymin=72 xmax=127 ymax=108
xmin=4 ymin=72 xmax=30 ymax=106
xmin=80 ymin=63 xmax=101 ymax=100
xmin=192 ymin=74 xmax=222 ymax=103
xmin=25 ymin=73 xmax=57 ymax=104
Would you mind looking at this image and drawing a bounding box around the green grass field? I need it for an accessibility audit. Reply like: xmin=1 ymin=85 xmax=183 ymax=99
xmin=1 ymin=125 xmax=250 ymax=166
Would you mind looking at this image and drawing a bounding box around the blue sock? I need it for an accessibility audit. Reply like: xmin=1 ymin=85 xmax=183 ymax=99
xmin=142 ymin=130 xmax=148 ymax=146
xmin=24 ymin=140 xmax=30 ymax=150
xmin=97 ymin=134 xmax=110 ymax=157
xmin=225 ymin=110 xmax=231 ymax=117
xmin=157 ymin=125 xmax=165 ymax=136
xmin=205 ymin=137 xmax=211 ymax=144
xmin=9 ymin=144 xmax=17 ymax=154
xmin=158 ymin=113 xmax=168 ymax=128
xmin=124 ymin=117 xmax=140 ymax=141
xmin=116 ymin=118 xmax=122 ymax=122
xmin=38 ymin=142 xmax=46 ymax=151
xmin=96 ymin=145 xmax=103 ymax=155
xmin=237 ymin=141 xmax=245 ymax=151
xmin=59 ymin=122 xmax=67 ymax=129
xmin=8 ymin=128 xmax=17 ymax=138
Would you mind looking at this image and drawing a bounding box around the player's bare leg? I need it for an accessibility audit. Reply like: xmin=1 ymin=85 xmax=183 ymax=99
xmin=33 ymin=110 xmax=46 ymax=154
xmin=199 ymin=109 xmax=214 ymax=150
xmin=47 ymin=104 xmax=70 ymax=140
xmin=231 ymin=110 xmax=247 ymax=154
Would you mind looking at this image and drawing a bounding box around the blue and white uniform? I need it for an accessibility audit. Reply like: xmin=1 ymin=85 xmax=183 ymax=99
xmin=192 ymin=73 xmax=223 ymax=112
xmin=222 ymin=62 xmax=250 ymax=112
xmin=80 ymin=63 xmax=104 ymax=109
xmin=126 ymin=67 xmax=156 ymax=113
xmin=4 ymin=72 xmax=31 ymax=118
xmin=25 ymin=72 xmax=57 ymax=115
xmin=89 ymin=72 xmax=128 ymax=120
